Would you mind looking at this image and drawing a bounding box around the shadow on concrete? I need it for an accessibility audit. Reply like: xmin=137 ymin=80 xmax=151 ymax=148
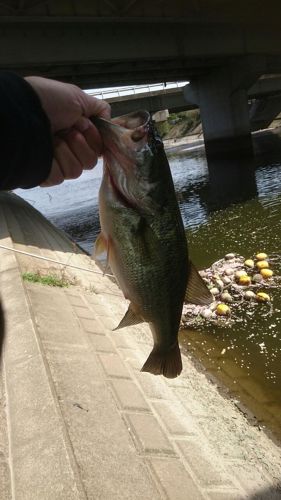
xmin=249 ymin=485 xmax=281 ymax=499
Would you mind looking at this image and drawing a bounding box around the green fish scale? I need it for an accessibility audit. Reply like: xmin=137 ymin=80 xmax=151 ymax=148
xmin=98 ymin=114 xmax=189 ymax=350
xmin=107 ymin=183 xmax=188 ymax=348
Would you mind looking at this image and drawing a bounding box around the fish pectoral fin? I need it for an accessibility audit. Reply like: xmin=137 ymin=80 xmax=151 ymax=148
xmin=141 ymin=343 xmax=182 ymax=379
xmin=93 ymin=232 xmax=110 ymax=275
xmin=113 ymin=303 xmax=144 ymax=330
xmin=185 ymin=261 xmax=213 ymax=305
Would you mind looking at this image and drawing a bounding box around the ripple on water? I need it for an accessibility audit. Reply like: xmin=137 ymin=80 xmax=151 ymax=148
xmin=16 ymin=147 xmax=281 ymax=440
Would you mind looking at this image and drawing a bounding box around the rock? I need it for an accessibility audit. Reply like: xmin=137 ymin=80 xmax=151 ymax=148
xmin=253 ymin=273 xmax=263 ymax=283
xmin=222 ymin=276 xmax=232 ymax=285
xmin=210 ymin=302 xmax=218 ymax=311
xmin=201 ymin=309 xmax=212 ymax=319
xmin=215 ymin=279 xmax=224 ymax=290
xmin=221 ymin=292 xmax=233 ymax=303
xmin=244 ymin=291 xmax=256 ymax=300
xmin=199 ymin=270 xmax=207 ymax=278
xmin=225 ymin=253 xmax=236 ymax=260
xmin=225 ymin=268 xmax=234 ymax=276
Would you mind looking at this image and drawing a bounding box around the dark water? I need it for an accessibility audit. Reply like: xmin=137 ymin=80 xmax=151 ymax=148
xmin=16 ymin=143 xmax=281 ymax=440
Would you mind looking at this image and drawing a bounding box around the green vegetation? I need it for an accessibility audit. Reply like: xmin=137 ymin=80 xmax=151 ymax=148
xmin=155 ymin=109 xmax=201 ymax=139
xmin=155 ymin=120 xmax=170 ymax=137
xmin=22 ymin=271 xmax=72 ymax=288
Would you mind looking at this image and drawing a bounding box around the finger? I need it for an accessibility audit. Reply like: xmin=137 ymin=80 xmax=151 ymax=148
xmin=64 ymin=128 xmax=98 ymax=168
xmin=74 ymin=118 xmax=103 ymax=156
xmin=94 ymin=99 xmax=111 ymax=119
xmin=74 ymin=116 xmax=93 ymax=132
xmin=83 ymin=95 xmax=111 ymax=120
xmin=40 ymin=159 xmax=64 ymax=187
xmin=54 ymin=138 xmax=84 ymax=180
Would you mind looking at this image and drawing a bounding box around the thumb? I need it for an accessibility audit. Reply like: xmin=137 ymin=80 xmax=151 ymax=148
xmin=83 ymin=94 xmax=111 ymax=120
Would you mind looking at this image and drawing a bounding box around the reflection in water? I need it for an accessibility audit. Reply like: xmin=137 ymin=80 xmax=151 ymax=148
xmin=16 ymin=142 xmax=281 ymax=440
xmin=201 ymin=157 xmax=257 ymax=212
xmin=184 ymin=194 xmax=281 ymax=440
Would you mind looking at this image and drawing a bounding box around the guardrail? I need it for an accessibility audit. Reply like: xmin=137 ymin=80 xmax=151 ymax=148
xmin=87 ymin=81 xmax=188 ymax=100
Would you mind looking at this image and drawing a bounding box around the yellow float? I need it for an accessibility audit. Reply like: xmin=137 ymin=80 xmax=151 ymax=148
xmin=216 ymin=303 xmax=231 ymax=316
xmin=256 ymin=292 xmax=271 ymax=302
xmin=244 ymin=259 xmax=254 ymax=268
xmin=256 ymin=252 xmax=268 ymax=260
xmin=260 ymin=268 xmax=273 ymax=278
xmin=238 ymin=275 xmax=251 ymax=286
xmin=256 ymin=260 xmax=269 ymax=270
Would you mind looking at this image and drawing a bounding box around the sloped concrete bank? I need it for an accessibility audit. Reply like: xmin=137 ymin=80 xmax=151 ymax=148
xmin=0 ymin=192 xmax=281 ymax=500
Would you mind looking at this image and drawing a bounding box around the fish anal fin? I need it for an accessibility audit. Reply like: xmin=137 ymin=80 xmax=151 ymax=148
xmin=114 ymin=303 xmax=144 ymax=330
xmin=185 ymin=261 xmax=213 ymax=306
xmin=141 ymin=343 xmax=182 ymax=379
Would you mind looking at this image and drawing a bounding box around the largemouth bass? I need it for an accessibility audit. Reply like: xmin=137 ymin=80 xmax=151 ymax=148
xmin=93 ymin=111 xmax=212 ymax=378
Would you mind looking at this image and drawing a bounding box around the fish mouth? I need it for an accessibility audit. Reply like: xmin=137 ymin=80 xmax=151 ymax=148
xmin=94 ymin=110 xmax=160 ymax=213
xmin=92 ymin=110 xmax=151 ymax=138
xmin=92 ymin=110 xmax=151 ymax=173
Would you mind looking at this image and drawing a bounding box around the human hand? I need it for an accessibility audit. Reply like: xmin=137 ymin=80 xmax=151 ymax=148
xmin=25 ymin=77 xmax=111 ymax=186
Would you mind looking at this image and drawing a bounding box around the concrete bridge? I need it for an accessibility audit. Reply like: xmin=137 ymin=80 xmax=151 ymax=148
xmin=89 ymin=77 xmax=281 ymax=133
xmin=1 ymin=0 xmax=281 ymax=159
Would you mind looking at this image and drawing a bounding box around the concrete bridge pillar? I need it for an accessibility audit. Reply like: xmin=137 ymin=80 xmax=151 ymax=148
xmin=184 ymin=60 xmax=262 ymax=159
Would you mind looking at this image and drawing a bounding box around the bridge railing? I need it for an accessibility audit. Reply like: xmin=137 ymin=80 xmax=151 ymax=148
xmin=87 ymin=81 xmax=188 ymax=100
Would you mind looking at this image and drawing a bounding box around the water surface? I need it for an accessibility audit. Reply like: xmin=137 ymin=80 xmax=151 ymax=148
xmin=16 ymin=143 xmax=281 ymax=440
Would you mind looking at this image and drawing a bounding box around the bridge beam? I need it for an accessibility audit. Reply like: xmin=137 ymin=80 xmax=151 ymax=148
xmin=184 ymin=59 xmax=263 ymax=159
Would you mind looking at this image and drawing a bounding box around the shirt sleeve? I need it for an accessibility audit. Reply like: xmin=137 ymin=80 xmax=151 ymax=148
xmin=0 ymin=71 xmax=53 ymax=190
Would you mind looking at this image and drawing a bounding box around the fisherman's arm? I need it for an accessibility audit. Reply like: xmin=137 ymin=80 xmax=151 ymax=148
xmin=0 ymin=73 xmax=110 ymax=190
xmin=0 ymin=71 xmax=53 ymax=190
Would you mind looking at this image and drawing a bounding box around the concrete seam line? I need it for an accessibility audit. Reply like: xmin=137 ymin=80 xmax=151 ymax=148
xmin=23 ymin=282 xmax=89 ymax=500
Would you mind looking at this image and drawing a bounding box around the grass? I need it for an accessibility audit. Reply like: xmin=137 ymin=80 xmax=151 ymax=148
xmin=22 ymin=271 xmax=72 ymax=288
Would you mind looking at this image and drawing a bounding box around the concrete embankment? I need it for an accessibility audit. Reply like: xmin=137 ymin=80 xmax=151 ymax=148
xmin=163 ymin=126 xmax=281 ymax=156
xmin=0 ymin=192 xmax=281 ymax=499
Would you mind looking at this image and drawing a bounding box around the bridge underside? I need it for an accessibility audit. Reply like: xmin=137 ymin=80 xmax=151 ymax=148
xmin=0 ymin=8 xmax=281 ymax=88
xmin=1 ymin=0 xmax=281 ymax=161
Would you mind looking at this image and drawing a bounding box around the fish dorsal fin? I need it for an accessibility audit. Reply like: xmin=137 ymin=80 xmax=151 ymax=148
xmin=185 ymin=261 xmax=213 ymax=305
xmin=114 ymin=303 xmax=144 ymax=330
xmin=93 ymin=232 xmax=110 ymax=275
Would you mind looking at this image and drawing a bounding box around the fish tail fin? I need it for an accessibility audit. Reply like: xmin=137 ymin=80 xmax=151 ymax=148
xmin=141 ymin=343 xmax=182 ymax=379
